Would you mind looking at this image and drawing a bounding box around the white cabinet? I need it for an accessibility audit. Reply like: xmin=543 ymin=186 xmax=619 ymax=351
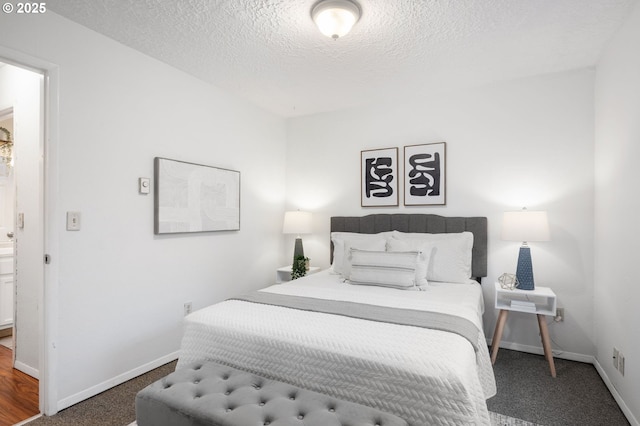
xmin=0 ymin=253 xmax=14 ymax=328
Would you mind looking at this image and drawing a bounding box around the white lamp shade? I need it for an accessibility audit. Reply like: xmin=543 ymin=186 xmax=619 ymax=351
xmin=502 ymin=210 xmax=550 ymax=242
xmin=312 ymin=0 xmax=360 ymax=39
xmin=283 ymin=211 xmax=312 ymax=235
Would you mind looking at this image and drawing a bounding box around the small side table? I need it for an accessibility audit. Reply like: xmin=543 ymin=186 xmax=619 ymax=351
xmin=491 ymin=281 xmax=557 ymax=377
xmin=276 ymin=266 xmax=321 ymax=283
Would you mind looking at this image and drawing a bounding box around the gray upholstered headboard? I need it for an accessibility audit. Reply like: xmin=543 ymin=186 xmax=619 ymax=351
xmin=330 ymin=214 xmax=488 ymax=279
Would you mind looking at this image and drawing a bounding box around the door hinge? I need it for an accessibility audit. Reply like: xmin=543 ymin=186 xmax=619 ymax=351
xmin=44 ymin=254 xmax=51 ymax=264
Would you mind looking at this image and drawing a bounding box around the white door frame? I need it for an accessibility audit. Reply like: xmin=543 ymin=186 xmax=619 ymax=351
xmin=0 ymin=45 xmax=60 ymax=416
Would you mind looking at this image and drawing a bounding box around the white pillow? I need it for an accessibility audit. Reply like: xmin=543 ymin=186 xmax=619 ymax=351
xmin=347 ymin=249 xmax=428 ymax=290
xmin=389 ymin=231 xmax=473 ymax=283
xmin=386 ymin=238 xmax=433 ymax=282
xmin=341 ymin=239 xmax=387 ymax=278
xmin=330 ymin=232 xmax=392 ymax=275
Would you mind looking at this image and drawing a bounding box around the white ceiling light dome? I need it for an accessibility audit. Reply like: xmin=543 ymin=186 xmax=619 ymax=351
xmin=311 ymin=0 xmax=361 ymax=40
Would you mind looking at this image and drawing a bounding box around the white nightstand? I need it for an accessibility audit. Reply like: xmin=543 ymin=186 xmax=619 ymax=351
xmin=275 ymin=266 xmax=321 ymax=283
xmin=491 ymin=281 xmax=557 ymax=377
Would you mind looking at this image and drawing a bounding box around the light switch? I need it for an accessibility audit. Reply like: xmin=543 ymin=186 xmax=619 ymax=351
xmin=17 ymin=212 xmax=24 ymax=229
xmin=139 ymin=177 xmax=150 ymax=194
xmin=66 ymin=211 xmax=81 ymax=231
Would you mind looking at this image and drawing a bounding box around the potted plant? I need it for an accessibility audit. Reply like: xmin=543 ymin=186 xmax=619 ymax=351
xmin=291 ymin=255 xmax=308 ymax=280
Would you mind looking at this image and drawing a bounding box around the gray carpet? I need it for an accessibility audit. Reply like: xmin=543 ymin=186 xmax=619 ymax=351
xmin=24 ymin=348 xmax=629 ymax=426
xmin=487 ymin=348 xmax=629 ymax=426
xmin=24 ymin=361 xmax=176 ymax=426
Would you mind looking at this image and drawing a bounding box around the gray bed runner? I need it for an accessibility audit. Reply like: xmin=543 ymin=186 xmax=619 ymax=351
xmin=230 ymin=291 xmax=479 ymax=352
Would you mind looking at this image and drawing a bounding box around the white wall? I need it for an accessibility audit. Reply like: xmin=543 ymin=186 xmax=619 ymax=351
xmin=287 ymin=69 xmax=595 ymax=359
xmin=0 ymin=64 xmax=44 ymax=377
xmin=0 ymin=12 xmax=287 ymax=412
xmin=594 ymin=1 xmax=640 ymax=423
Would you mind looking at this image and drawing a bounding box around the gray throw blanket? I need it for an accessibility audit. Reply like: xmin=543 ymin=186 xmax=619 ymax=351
xmin=230 ymin=291 xmax=479 ymax=352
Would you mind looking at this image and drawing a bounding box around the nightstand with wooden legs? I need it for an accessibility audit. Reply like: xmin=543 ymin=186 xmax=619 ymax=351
xmin=491 ymin=282 xmax=557 ymax=378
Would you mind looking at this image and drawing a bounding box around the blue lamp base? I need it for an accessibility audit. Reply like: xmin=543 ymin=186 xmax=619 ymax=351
xmin=516 ymin=246 xmax=535 ymax=290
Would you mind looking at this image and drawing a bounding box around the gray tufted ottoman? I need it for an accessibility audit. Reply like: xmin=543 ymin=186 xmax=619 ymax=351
xmin=136 ymin=361 xmax=408 ymax=426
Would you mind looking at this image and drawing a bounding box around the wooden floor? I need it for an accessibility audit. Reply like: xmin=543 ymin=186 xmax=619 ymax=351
xmin=0 ymin=345 xmax=39 ymax=426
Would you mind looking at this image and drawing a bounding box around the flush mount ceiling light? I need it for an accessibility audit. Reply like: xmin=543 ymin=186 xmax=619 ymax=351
xmin=311 ymin=0 xmax=361 ymax=40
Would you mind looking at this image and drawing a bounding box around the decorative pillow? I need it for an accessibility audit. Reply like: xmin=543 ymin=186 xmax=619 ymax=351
xmin=341 ymin=239 xmax=387 ymax=278
xmin=347 ymin=249 xmax=429 ymax=290
xmin=386 ymin=238 xmax=434 ymax=282
xmin=330 ymin=232 xmax=392 ymax=275
xmin=389 ymin=231 xmax=473 ymax=283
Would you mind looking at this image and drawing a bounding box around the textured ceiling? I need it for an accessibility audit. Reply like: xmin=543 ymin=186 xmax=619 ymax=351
xmin=48 ymin=0 xmax=637 ymax=117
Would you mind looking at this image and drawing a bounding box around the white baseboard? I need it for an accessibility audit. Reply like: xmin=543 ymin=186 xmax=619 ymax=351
xmin=57 ymin=351 xmax=179 ymax=412
xmin=486 ymin=338 xmax=594 ymax=363
xmin=593 ymin=359 xmax=639 ymax=426
xmin=15 ymin=361 xmax=40 ymax=380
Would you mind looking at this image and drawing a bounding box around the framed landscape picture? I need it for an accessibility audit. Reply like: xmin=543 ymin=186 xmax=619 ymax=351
xmin=404 ymin=142 xmax=446 ymax=206
xmin=361 ymin=147 xmax=398 ymax=207
xmin=154 ymin=157 xmax=240 ymax=234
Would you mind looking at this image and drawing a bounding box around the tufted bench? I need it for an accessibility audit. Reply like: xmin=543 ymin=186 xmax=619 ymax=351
xmin=136 ymin=361 xmax=408 ymax=426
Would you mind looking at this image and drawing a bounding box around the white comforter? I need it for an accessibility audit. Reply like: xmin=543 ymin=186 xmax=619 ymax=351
xmin=177 ymin=270 xmax=496 ymax=426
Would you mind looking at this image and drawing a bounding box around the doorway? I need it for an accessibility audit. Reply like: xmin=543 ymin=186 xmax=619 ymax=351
xmin=0 ymin=109 xmax=15 ymax=345
xmin=0 ymin=60 xmax=45 ymax=423
xmin=0 ymin=110 xmax=15 ymax=350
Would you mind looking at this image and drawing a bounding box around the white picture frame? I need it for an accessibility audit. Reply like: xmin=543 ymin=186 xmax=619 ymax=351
xmin=154 ymin=157 xmax=240 ymax=234
xmin=404 ymin=142 xmax=446 ymax=206
xmin=361 ymin=147 xmax=399 ymax=207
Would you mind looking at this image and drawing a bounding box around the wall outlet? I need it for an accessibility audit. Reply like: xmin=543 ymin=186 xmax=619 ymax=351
xmin=554 ymin=308 xmax=564 ymax=322
xmin=613 ymin=347 xmax=619 ymax=370
xmin=619 ymin=353 xmax=625 ymax=376
xmin=183 ymin=302 xmax=192 ymax=317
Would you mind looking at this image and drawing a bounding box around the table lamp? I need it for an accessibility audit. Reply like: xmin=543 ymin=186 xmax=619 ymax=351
xmin=283 ymin=210 xmax=312 ymax=265
xmin=501 ymin=208 xmax=550 ymax=290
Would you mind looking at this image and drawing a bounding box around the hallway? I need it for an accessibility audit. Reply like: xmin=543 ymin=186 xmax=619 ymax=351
xmin=0 ymin=343 xmax=38 ymax=426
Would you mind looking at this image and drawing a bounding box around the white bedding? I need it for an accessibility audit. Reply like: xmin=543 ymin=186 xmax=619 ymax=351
xmin=177 ymin=270 xmax=496 ymax=426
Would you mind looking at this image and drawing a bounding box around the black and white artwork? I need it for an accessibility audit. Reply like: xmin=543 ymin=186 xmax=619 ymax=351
xmin=404 ymin=142 xmax=446 ymax=206
xmin=361 ymin=147 xmax=398 ymax=207
xmin=154 ymin=157 xmax=240 ymax=234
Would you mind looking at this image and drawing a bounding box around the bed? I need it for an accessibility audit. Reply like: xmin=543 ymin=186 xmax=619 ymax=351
xmin=177 ymin=214 xmax=496 ymax=426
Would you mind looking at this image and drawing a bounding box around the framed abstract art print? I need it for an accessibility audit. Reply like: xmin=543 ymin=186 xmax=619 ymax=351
xmin=403 ymin=142 xmax=446 ymax=206
xmin=154 ymin=157 xmax=240 ymax=234
xmin=361 ymin=147 xmax=398 ymax=207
